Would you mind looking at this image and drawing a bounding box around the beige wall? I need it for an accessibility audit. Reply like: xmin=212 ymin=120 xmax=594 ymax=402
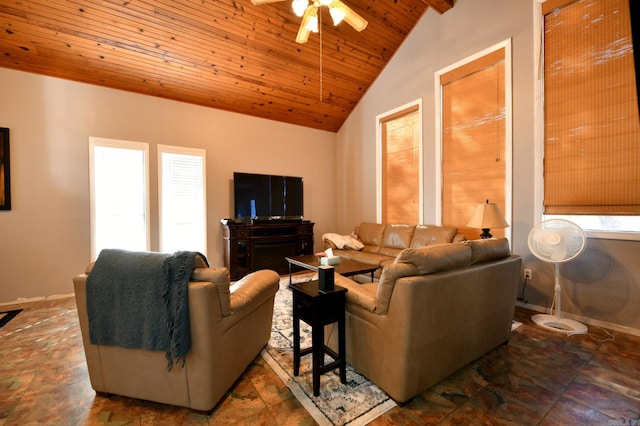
xmin=336 ymin=0 xmax=640 ymax=333
xmin=0 ymin=68 xmax=337 ymax=303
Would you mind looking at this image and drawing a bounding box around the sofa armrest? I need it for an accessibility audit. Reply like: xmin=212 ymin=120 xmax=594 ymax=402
xmin=227 ymin=270 xmax=279 ymax=326
xmin=375 ymin=262 xmax=419 ymax=314
xmin=192 ymin=267 xmax=232 ymax=316
xmin=335 ymin=274 xmax=377 ymax=311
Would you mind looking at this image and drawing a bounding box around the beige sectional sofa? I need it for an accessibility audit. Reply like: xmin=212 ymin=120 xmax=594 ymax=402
xmin=326 ymin=238 xmax=522 ymax=403
xmin=323 ymin=222 xmax=466 ymax=278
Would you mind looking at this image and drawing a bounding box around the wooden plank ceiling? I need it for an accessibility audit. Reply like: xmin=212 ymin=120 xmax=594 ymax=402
xmin=0 ymin=0 xmax=453 ymax=132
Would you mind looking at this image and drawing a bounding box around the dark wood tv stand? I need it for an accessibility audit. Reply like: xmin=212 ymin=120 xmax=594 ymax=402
xmin=221 ymin=220 xmax=315 ymax=280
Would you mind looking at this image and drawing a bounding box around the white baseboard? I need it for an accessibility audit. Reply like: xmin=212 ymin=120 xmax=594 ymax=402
xmin=516 ymin=301 xmax=640 ymax=337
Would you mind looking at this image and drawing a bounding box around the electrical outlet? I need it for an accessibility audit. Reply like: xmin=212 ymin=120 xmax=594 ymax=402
xmin=524 ymin=269 xmax=532 ymax=280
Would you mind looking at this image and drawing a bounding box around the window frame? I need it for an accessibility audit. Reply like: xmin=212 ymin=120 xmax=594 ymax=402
xmin=157 ymin=144 xmax=208 ymax=255
xmin=434 ymin=39 xmax=513 ymax=241
xmin=89 ymin=137 xmax=151 ymax=260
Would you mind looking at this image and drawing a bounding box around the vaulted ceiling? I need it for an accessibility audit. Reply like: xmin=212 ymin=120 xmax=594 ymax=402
xmin=0 ymin=0 xmax=453 ymax=132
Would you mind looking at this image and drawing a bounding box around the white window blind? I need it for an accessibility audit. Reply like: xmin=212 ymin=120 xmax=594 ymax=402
xmin=158 ymin=145 xmax=207 ymax=255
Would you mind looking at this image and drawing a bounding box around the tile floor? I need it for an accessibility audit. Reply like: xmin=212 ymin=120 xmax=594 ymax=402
xmin=1 ymin=296 xmax=639 ymax=425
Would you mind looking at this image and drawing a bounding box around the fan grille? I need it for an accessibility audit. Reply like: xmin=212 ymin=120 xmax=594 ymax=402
xmin=528 ymin=219 xmax=586 ymax=263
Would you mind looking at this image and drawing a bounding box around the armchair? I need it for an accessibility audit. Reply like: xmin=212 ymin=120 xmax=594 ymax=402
xmin=73 ymin=257 xmax=279 ymax=411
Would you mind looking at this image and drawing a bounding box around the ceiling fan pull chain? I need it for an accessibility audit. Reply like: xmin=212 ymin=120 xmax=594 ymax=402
xmin=319 ymin=8 xmax=323 ymax=102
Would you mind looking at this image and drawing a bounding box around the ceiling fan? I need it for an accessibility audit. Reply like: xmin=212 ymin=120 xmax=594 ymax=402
xmin=251 ymin=0 xmax=368 ymax=43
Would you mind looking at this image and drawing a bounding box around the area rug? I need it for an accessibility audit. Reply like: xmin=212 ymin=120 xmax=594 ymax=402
xmin=0 ymin=309 xmax=22 ymax=328
xmin=261 ymin=274 xmax=396 ymax=426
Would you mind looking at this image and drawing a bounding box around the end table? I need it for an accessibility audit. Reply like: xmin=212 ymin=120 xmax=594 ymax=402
xmin=289 ymin=280 xmax=347 ymax=396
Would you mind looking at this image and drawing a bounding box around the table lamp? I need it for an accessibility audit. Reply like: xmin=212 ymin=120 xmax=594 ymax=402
xmin=467 ymin=200 xmax=509 ymax=239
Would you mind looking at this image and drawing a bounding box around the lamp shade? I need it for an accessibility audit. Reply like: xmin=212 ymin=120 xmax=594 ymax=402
xmin=292 ymin=0 xmax=308 ymax=17
xmin=467 ymin=200 xmax=509 ymax=234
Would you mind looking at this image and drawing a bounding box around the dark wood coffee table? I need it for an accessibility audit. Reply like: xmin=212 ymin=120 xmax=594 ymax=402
xmin=286 ymin=254 xmax=378 ymax=285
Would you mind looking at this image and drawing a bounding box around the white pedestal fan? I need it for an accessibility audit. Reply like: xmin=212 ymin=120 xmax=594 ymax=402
xmin=527 ymin=219 xmax=588 ymax=335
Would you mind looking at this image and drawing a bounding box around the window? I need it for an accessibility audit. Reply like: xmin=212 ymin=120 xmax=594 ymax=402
xmin=541 ymin=0 xmax=640 ymax=237
xmin=376 ymin=100 xmax=423 ymax=223
xmin=89 ymin=137 xmax=150 ymax=260
xmin=158 ymin=145 xmax=207 ymax=255
xmin=436 ymin=40 xmax=512 ymax=240
xmin=89 ymin=139 xmax=207 ymax=259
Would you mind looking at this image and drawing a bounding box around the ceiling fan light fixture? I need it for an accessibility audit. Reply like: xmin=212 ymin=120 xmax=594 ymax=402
xmin=328 ymin=0 xmax=367 ymax=32
xmin=296 ymin=4 xmax=318 ymax=43
xmin=266 ymin=0 xmax=365 ymax=43
xmin=292 ymin=0 xmax=308 ymax=17
xmin=306 ymin=14 xmax=319 ymax=32
xmin=329 ymin=5 xmax=345 ymax=26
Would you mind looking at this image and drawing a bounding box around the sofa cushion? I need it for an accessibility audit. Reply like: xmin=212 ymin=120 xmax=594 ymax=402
xmin=379 ymin=224 xmax=416 ymax=258
xmin=356 ymin=223 xmax=386 ymax=253
xmin=452 ymin=233 xmax=467 ymax=243
xmin=378 ymin=247 xmax=404 ymax=258
xmin=409 ymin=225 xmax=459 ymax=248
xmin=465 ymin=238 xmax=511 ymax=264
xmin=335 ymin=274 xmax=377 ymax=312
xmin=333 ymin=249 xmax=393 ymax=268
xmin=192 ymin=267 xmax=231 ymax=316
xmin=395 ymin=243 xmax=471 ymax=275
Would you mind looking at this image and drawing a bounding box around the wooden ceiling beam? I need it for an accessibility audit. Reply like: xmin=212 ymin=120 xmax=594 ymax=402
xmin=419 ymin=0 xmax=454 ymax=14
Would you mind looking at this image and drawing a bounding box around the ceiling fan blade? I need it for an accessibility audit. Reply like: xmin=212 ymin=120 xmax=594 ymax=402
xmin=331 ymin=0 xmax=368 ymax=32
xmin=296 ymin=4 xmax=318 ymax=44
xmin=296 ymin=26 xmax=311 ymax=44
xmin=251 ymin=0 xmax=285 ymax=5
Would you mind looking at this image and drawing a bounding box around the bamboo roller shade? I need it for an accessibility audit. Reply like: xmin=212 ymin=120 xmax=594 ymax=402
xmin=381 ymin=106 xmax=420 ymax=224
xmin=440 ymin=48 xmax=506 ymax=239
xmin=543 ymin=0 xmax=640 ymax=215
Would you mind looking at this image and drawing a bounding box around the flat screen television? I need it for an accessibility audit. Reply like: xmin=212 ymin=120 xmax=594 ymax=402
xmin=233 ymin=172 xmax=303 ymax=221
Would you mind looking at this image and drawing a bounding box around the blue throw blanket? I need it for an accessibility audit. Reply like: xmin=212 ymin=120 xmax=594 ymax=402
xmin=86 ymin=249 xmax=208 ymax=370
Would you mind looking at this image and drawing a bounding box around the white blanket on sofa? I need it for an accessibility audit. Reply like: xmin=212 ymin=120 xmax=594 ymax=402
xmin=322 ymin=233 xmax=365 ymax=250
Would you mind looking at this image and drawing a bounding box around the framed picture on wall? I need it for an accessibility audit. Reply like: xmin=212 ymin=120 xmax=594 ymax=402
xmin=0 ymin=127 xmax=10 ymax=210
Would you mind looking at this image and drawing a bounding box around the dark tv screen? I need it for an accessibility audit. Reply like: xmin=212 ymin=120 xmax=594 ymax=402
xmin=233 ymin=172 xmax=303 ymax=220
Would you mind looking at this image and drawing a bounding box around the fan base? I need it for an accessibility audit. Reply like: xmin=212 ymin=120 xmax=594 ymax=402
xmin=532 ymin=314 xmax=588 ymax=335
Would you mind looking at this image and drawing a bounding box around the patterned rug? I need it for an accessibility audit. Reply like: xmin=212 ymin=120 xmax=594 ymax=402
xmin=261 ymin=274 xmax=396 ymax=426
